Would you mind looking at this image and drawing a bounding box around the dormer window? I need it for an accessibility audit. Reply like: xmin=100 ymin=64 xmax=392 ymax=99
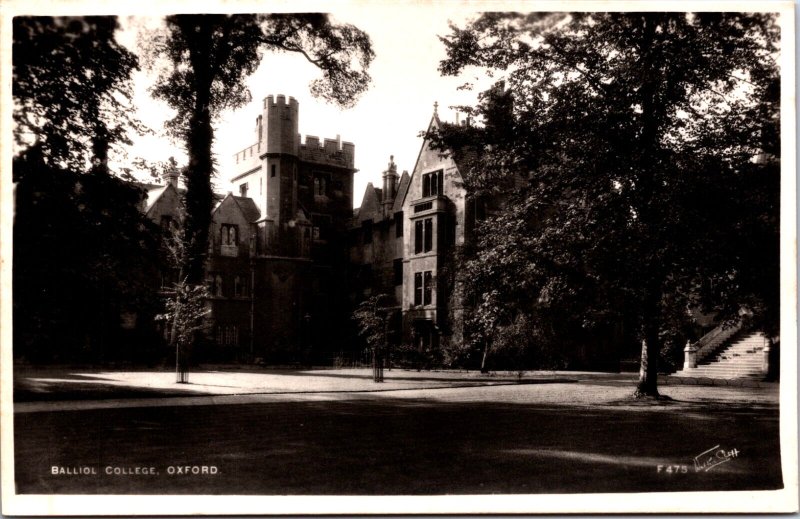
xmin=422 ymin=170 xmax=443 ymax=198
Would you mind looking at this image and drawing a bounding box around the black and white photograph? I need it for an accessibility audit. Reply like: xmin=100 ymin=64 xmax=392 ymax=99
xmin=1 ymin=0 xmax=797 ymax=515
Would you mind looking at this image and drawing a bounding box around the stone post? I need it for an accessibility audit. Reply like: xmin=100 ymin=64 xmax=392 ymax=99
xmin=683 ymin=340 xmax=697 ymax=370
xmin=762 ymin=337 xmax=771 ymax=376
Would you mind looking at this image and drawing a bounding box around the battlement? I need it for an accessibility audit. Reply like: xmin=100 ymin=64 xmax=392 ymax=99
xmin=264 ymin=94 xmax=299 ymax=110
xmin=233 ymin=141 xmax=262 ymax=166
xmin=262 ymin=94 xmax=300 ymax=156
xmin=299 ymin=134 xmax=355 ymax=169
xmin=232 ymin=94 xmax=355 ymax=182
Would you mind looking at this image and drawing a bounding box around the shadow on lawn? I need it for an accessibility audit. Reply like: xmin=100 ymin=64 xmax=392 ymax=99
xmin=13 ymin=371 xmax=211 ymax=402
xmin=14 ymin=396 xmax=783 ymax=495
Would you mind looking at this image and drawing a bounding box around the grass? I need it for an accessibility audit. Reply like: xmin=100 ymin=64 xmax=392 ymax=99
xmin=14 ymin=384 xmax=782 ymax=495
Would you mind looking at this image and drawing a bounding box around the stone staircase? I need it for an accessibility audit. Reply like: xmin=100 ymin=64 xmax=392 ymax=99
xmin=674 ymin=331 xmax=768 ymax=379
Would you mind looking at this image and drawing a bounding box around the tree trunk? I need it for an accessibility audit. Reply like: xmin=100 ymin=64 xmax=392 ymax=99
xmin=177 ymin=342 xmax=190 ymax=383
xmin=169 ymin=287 xmax=188 ymax=383
xmin=635 ymin=327 xmax=660 ymax=398
xmin=480 ymin=340 xmax=490 ymax=373
xmin=170 ymin=19 xmax=215 ymax=382
xmin=632 ymin=17 xmax=666 ymax=400
xmin=181 ymin=19 xmax=215 ymax=285
xmin=183 ymin=111 xmax=213 ymax=284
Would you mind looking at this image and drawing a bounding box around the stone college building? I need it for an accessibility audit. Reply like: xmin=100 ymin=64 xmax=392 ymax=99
xmin=349 ymin=104 xmax=480 ymax=355
xmin=142 ymin=94 xmax=356 ymax=362
xmin=140 ymin=94 xmax=479 ymax=362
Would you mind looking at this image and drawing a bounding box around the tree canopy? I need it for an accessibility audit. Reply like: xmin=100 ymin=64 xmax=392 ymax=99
xmin=13 ymin=16 xmax=144 ymax=174
xmin=12 ymin=16 xmax=163 ymax=363
xmin=434 ymin=12 xmax=780 ymax=395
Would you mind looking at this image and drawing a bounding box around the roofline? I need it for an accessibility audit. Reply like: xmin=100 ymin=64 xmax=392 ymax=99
xmin=231 ymin=193 xmax=261 ymax=222
xmin=212 ymin=191 xmax=253 ymax=221
xmin=392 ymin=170 xmax=411 ymax=213
xmin=144 ymin=183 xmax=181 ymax=216
xmin=400 ymin=112 xmax=446 ymax=209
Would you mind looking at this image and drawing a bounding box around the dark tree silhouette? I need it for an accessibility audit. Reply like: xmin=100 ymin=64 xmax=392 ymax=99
xmin=12 ymin=17 xmax=163 ymax=364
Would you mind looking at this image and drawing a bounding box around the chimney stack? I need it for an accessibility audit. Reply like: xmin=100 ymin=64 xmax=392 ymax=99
xmin=382 ymin=155 xmax=399 ymax=215
xmin=162 ymin=159 xmax=180 ymax=188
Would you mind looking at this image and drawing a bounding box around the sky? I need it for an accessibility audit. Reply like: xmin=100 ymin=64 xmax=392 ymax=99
xmin=116 ymin=7 xmax=495 ymax=207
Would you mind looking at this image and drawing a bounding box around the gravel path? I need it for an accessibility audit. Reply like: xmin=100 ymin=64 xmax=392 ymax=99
xmin=14 ymin=366 xmax=778 ymax=413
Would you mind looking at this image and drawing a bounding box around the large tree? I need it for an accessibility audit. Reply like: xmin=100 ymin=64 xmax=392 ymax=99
xmin=435 ymin=12 xmax=780 ymax=396
xmin=145 ymin=14 xmax=374 ymax=283
xmin=13 ymin=17 xmax=162 ymax=362
xmin=13 ymin=16 xmax=144 ymax=174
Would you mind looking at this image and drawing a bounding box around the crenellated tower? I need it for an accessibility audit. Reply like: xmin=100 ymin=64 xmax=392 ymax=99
xmin=262 ymin=94 xmax=299 ymax=225
xmin=264 ymin=94 xmax=299 ymax=156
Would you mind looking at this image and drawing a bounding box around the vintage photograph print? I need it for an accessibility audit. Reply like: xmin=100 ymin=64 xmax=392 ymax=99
xmin=1 ymin=1 xmax=797 ymax=515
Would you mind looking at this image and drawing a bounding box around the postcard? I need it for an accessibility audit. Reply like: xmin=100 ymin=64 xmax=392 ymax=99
xmin=1 ymin=0 xmax=797 ymax=515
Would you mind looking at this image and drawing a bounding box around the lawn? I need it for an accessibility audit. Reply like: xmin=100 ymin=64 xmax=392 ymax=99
xmin=13 ymin=380 xmax=782 ymax=495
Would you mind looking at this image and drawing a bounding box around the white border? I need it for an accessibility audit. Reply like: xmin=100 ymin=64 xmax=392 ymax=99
xmin=1 ymin=0 xmax=797 ymax=515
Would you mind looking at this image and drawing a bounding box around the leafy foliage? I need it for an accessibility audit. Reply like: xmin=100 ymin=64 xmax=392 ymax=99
xmin=13 ymin=16 xmax=145 ymax=174
xmin=260 ymin=14 xmax=374 ymax=108
xmin=435 ymin=13 xmax=780 ymax=394
xmin=352 ymin=294 xmax=393 ymax=354
xmin=144 ymin=15 xmax=265 ymax=142
xmin=155 ymin=241 xmax=211 ymax=382
xmin=155 ymin=283 xmax=211 ymax=357
xmin=12 ymin=17 xmax=163 ymax=363
xmin=152 ymin=201 xmax=215 ymax=378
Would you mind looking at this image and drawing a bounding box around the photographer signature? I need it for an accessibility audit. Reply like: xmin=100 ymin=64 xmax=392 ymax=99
xmin=693 ymin=445 xmax=740 ymax=472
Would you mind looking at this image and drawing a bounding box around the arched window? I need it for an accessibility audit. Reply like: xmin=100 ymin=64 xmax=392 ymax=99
xmin=221 ymin=224 xmax=239 ymax=246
